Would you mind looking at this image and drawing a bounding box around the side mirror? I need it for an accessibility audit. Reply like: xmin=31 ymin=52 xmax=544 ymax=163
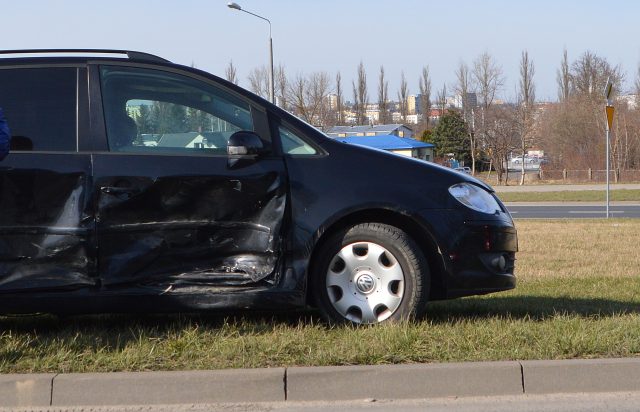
xmin=227 ymin=131 xmax=265 ymax=156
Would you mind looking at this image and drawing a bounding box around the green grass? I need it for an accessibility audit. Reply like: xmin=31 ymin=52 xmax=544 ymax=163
xmin=1 ymin=220 xmax=639 ymax=373
xmin=498 ymin=189 xmax=640 ymax=202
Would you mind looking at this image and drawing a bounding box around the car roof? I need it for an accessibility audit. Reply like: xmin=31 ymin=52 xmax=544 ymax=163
xmin=0 ymin=49 xmax=170 ymax=64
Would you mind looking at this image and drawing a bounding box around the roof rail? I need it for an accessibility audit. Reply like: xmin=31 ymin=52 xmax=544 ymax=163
xmin=0 ymin=49 xmax=171 ymax=63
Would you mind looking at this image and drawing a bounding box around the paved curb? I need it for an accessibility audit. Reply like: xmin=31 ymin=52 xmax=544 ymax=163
xmin=1 ymin=358 xmax=639 ymax=407
xmin=287 ymin=362 xmax=523 ymax=401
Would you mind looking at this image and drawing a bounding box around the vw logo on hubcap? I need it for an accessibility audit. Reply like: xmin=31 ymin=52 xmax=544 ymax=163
xmin=355 ymin=273 xmax=376 ymax=294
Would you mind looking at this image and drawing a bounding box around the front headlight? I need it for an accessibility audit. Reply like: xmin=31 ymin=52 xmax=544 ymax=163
xmin=448 ymin=183 xmax=501 ymax=214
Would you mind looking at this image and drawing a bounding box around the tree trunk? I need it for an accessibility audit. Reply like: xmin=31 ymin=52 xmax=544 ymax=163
xmin=519 ymin=148 xmax=526 ymax=185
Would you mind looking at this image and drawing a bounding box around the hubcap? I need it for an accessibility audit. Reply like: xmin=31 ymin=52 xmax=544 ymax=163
xmin=326 ymin=241 xmax=405 ymax=324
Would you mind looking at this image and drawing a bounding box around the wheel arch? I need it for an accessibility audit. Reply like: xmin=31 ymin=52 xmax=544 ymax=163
xmin=306 ymin=208 xmax=448 ymax=305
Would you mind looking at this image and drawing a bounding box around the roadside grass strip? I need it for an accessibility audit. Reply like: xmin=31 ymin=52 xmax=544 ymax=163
xmin=498 ymin=189 xmax=640 ymax=203
xmin=1 ymin=220 xmax=638 ymax=372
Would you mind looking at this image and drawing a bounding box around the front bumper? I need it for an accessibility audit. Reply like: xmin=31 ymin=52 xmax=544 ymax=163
xmin=445 ymin=220 xmax=517 ymax=297
xmin=417 ymin=209 xmax=518 ymax=299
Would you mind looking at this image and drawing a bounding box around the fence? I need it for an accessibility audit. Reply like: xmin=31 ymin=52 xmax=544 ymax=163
xmin=487 ymin=169 xmax=640 ymax=185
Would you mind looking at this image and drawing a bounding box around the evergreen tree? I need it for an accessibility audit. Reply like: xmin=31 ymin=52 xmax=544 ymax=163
xmin=186 ymin=107 xmax=211 ymax=133
xmin=151 ymin=102 xmax=187 ymax=134
xmin=430 ymin=110 xmax=470 ymax=164
xmin=135 ymin=104 xmax=152 ymax=134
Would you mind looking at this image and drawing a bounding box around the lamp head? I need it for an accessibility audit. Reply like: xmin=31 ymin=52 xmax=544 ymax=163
xmin=227 ymin=2 xmax=242 ymax=11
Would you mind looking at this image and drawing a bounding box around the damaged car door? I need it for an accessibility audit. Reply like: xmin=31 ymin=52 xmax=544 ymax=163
xmin=0 ymin=66 xmax=96 ymax=292
xmin=92 ymin=65 xmax=287 ymax=291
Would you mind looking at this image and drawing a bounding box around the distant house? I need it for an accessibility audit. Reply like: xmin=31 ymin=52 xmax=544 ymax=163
xmin=325 ymin=124 xmax=413 ymax=139
xmin=335 ymin=134 xmax=434 ymax=162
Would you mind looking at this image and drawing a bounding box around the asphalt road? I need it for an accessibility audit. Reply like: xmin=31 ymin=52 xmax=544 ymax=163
xmin=505 ymin=202 xmax=640 ymax=218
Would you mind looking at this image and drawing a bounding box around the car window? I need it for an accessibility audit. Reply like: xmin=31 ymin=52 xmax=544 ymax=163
xmin=0 ymin=67 xmax=77 ymax=151
xmin=100 ymin=66 xmax=253 ymax=155
xmin=279 ymin=126 xmax=318 ymax=155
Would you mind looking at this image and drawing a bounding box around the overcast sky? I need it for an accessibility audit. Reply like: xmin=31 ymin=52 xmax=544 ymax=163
xmin=4 ymin=0 xmax=640 ymax=102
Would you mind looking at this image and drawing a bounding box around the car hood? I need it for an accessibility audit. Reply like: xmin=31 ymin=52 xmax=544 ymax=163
xmin=321 ymin=138 xmax=494 ymax=192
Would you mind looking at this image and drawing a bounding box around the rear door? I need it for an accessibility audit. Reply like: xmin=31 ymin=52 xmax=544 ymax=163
xmin=0 ymin=65 xmax=95 ymax=291
xmin=92 ymin=65 xmax=287 ymax=289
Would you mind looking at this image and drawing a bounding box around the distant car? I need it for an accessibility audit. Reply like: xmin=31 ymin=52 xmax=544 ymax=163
xmin=0 ymin=49 xmax=517 ymax=324
xmin=455 ymin=167 xmax=471 ymax=174
xmin=511 ymin=156 xmax=537 ymax=164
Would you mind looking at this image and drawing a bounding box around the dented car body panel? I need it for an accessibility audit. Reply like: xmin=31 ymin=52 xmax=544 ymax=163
xmin=0 ymin=51 xmax=517 ymax=315
xmin=93 ymin=154 xmax=287 ymax=287
xmin=0 ymin=153 xmax=96 ymax=292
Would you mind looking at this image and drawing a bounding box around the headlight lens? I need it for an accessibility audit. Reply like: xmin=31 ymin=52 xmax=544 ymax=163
xmin=448 ymin=183 xmax=501 ymax=214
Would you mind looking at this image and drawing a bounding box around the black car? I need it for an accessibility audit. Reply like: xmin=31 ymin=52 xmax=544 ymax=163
xmin=0 ymin=50 xmax=517 ymax=324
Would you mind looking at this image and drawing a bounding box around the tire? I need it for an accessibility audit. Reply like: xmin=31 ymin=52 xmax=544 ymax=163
xmin=311 ymin=223 xmax=430 ymax=324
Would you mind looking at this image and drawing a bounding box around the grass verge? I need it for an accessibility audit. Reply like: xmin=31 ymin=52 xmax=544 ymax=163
xmin=1 ymin=220 xmax=639 ymax=373
xmin=498 ymin=189 xmax=640 ymax=202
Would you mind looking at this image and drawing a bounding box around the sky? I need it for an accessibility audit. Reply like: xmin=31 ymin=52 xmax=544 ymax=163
xmin=3 ymin=0 xmax=640 ymax=102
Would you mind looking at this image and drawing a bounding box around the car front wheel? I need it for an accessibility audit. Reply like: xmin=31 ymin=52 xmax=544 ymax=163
xmin=312 ymin=223 xmax=429 ymax=324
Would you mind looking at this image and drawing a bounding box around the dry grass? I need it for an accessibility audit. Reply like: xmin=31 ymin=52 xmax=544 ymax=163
xmin=515 ymin=219 xmax=640 ymax=279
xmin=0 ymin=219 xmax=639 ymax=373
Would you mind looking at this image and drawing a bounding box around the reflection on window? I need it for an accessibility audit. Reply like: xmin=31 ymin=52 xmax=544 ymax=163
xmin=100 ymin=66 xmax=253 ymax=155
xmin=125 ymin=100 xmax=239 ymax=154
xmin=279 ymin=126 xmax=317 ymax=155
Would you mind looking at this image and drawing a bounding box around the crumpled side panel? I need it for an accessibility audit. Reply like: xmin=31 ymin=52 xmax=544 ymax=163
xmin=97 ymin=168 xmax=286 ymax=287
xmin=0 ymin=160 xmax=95 ymax=292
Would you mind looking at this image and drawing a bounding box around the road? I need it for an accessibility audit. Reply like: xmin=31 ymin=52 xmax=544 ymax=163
xmin=505 ymin=202 xmax=640 ymax=218
xmin=4 ymin=392 xmax=640 ymax=412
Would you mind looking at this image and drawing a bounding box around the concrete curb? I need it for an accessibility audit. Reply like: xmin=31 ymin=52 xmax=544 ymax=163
xmin=1 ymin=358 xmax=639 ymax=407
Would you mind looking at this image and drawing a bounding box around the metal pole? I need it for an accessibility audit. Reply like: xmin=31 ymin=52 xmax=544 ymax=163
xmin=269 ymin=36 xmax=274 ymax=104
xmin=606 ymin=126 xmax=610 ymax=218
xmin=228 ymin=3 xmax=274 ymax=104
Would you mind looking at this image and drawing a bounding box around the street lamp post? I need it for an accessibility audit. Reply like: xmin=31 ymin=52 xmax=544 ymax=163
xmin=227 ymin=2 xmax=275 ymax=104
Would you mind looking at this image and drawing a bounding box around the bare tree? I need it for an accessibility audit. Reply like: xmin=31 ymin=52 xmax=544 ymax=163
xmin=472 ymin=52 xmax=505 ymax=176
xmin=397 ymin=71 xmax=409 ymax=122
xmin=436 ymin=83 xmax=447 ymax=117
xmin=484 ymin=106 xmax=519 ymax=184
xmin=378 ymin=66 xmax=390 ymax=124
xmin=454 ymin=61 xmax=479 ymax=173
xmin=571 ymin=50 xmax=624 ymax=101
xmin=419 ymin=66 xmax=432 ymax=128
xmin=335 ymin=71 xmax=344 ymax=125
xmin=454 ymin=62 xmax=473 ymax=120
xmin=539 ymin=53 xmax=640 ymax=171
xmin=287 ymin=71 xmax=333 ymax=127
xmin=352 ymin=61 xmax=369 ymax=125
xmin=275 ymin=65 xmax=288 ymax=110
xmin=473 ymin=52 xmax=505 ymax=110
xmin=517 ymin=50 xmax=536 ymax=185
xmin=557 ymin=48 xmax=570 ymax=102
xmin=225 ymin=60 xmax=238 ymax=85
xmin=248 ymin=66 xmax=269 ymax=99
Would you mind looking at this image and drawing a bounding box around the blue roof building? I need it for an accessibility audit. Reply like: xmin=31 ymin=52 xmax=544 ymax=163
xmin=335 ymin=134 xmax=434 ymax=162
xmin=325 ymin=124 xmax=413 ymax=139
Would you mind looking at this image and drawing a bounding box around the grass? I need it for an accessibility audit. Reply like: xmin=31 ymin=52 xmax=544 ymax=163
xmin=1 ymin=220 xmax=639 ymax=373
xmin=498 ymin=189 xmax=640 ymax=202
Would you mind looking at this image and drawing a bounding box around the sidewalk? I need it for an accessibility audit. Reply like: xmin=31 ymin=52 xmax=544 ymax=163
xmin=2 ymin=358 xmax=639 ymax=408
xmin=492 ymin=183 xmax=640 ymax=193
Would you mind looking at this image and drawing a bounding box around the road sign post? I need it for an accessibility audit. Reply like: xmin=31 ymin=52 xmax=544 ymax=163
xmin=604 ymin=79 xmax=614 ymax=219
